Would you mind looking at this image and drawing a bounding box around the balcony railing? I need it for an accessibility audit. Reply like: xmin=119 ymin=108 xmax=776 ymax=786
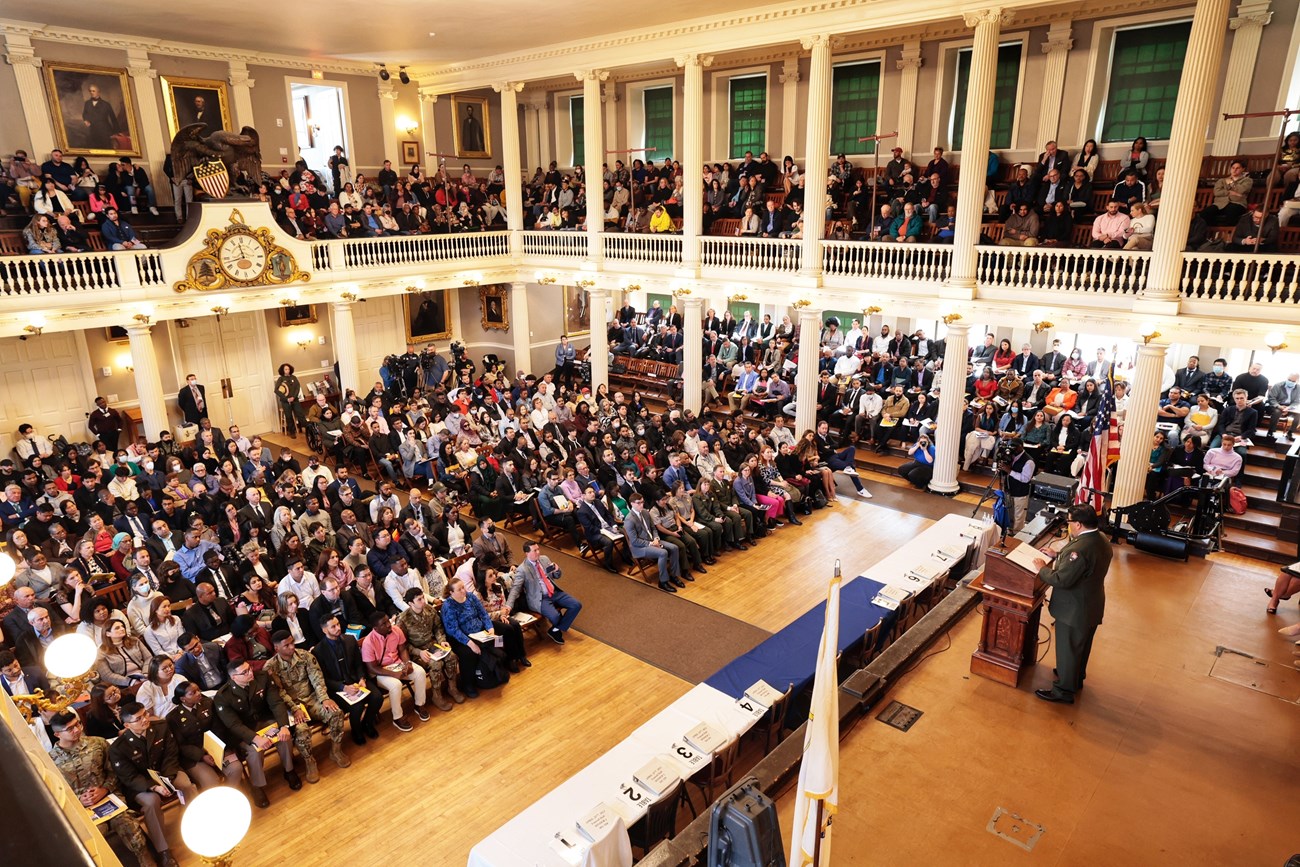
xmin=976 ymin=246 xmax=1150 ymax=296
xmin=603 ymin=233 xmax=683 ymax=266
xmin=1 ymin=250 xmax=163 ymax=295
xmin=312 ymin=231 xmax=510 ymax=271
xmin=1181 ymin=251 xmax=1300 ymax=305
xmin=700 ymin=237 xmax=802 ymax=273
xmin=521 ymin=230 xmax=589 ymax=259
xmin=822 ymin=240 xmax=952 ymax=282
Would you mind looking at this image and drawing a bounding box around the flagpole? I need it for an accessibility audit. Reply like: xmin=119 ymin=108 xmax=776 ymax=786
xmin=812 ymin=800 xmax=825 ymax=866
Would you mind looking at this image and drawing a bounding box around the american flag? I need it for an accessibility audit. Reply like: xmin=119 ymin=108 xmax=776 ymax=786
xmin=1077 ymin=379 xmax=1120 ymax=513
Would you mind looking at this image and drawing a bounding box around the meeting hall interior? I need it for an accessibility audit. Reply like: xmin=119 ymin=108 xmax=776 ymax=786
xmin=2 ymin=0 xmax=1300 ymax=864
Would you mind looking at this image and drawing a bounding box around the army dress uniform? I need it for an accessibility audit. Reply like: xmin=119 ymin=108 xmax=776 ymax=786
xmin=166 ymin=696 xmax=244 ymax=788
xmin=50 ymin=736 xmax=155 ymax=866
xmin=264 ymin=648 xmax=349 ymax=776
xmin=213 ymin=671 xmax=297 ymax=789
xmin=1035 ymin=528 xmax=1112 ymax=701
xmin=109 ymin=721 xmax=197 ymax=857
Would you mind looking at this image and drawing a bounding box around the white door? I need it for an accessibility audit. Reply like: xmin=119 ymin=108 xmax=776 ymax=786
xmin=0 ymin=332 xmax=94 ymax=455
xmin=347 ymin=294 xmax=405 ymax=390
xmin=176 ymin=313 xmax=277 ymax=435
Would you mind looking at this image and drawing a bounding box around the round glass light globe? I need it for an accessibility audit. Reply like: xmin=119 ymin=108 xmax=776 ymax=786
xmin=43 ymin=634 xmax=97 ymax=679
xmin=181 ymin=787 xmax=252 ymax=859
xmin=0 ymin=554 xmax=15 ymax=586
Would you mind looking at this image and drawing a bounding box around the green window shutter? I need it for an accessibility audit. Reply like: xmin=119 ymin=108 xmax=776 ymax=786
xmin=829 ymin=62 xmax=881 ymax=155
xmin=571 ymin=96 xmax=585 ymax=166
xmin=952 ymin=43 xmax=1022 ymax=151
xmin=729 ymin=77 xmax=767 ymax=159
xmin=643 ymin=87 xmax=674 ymax=162
xmin=1101 ymin=22 xmax=1192 ymax=143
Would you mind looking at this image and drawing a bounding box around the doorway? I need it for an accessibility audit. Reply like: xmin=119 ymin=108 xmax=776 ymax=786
xmin=174 ymin=313 xmax=277 ymax=435
xmin=289 ymin=81 xmax=352 ymax=188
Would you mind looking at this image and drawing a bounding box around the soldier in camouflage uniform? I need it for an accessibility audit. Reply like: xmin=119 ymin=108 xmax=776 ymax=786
xmin=395 ymin=588 xmax=465 ymax=711
xmin=264 ymin=629 xmax=350 ymax=781
xmin=49 ymin=711 xmax=161 ymax=867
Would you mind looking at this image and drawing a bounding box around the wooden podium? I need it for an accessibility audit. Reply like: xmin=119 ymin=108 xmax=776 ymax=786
xmin=970 ymin=542 xmax=1047 ymax=687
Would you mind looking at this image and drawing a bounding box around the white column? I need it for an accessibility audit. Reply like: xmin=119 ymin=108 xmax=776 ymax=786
xmin=125 ymin=49 xmax=167 ymax=204
xmin=1035 ymin=22 xmax=1074 ymax=147
xmin=510 ymin=282 xmax=532 ymax=373
xmin=1112 ymin=343 xmax=1169 ymax=510
xmin=227 ymin=61 xmax=256 ymax=129
xmin=578 ymin=69 xmax=608 ymax=265
xmin=799 ymin=35 xmax=833 ymax=280
xmin=949 ymin=9 xmax=1011 ymax=296
xmin=523 ymin=100 xmax=541 ymax=172
xmin=1211 ymin=1 xmax=1274 ymax=155
xmin=495 ymin=82 xmax=526 ymax=259
xmin=677 ymin=54 xmax=713 ymax=271
xmin=378 ymin=79 xmax=399 ymax=163
xmin=929 ymin=322 xmax=971 ymax=494
xmin=895 ymin=43 xmax=923 ymax=156
xmin=126 ymin=324 xmax=169 ymax=441
xmin=682 ymin=296 xmax=704 ymax=414
xmin=1143 ymin=0 xmax=1233 ymax=304
xmin=603 ymin=81 xmax=619 ymax=154
xmin=779 ymin=56 xmax=800 ymax=162
xmin=419 ymin=92 xmax=440 ymax=175
xmin=538 ymin=99 xmax=553 ymax=170
xmin=587 ymin=287 xmax=610 ymax=393
xmin=794 ymin=306 xmax=823 ymax=436
xmin=3 ymin=34 xmax=56 ymax=161
xmin=332 ymin=300 xmax=361 ymax=397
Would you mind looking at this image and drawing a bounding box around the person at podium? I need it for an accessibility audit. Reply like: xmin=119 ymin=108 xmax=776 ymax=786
xmin=1032 ymin=505 xmax=1112 ymax=704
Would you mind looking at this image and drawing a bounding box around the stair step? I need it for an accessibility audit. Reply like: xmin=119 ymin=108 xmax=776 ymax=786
xmin=1221 ymin=526 xmax=1296 ymax=564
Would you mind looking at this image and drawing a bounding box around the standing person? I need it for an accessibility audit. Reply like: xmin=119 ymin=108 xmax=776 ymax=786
xmin=1001 ymin=438 xmax=1035 ymax=534
xmin=274 ymin=364 xmax=307 ymax=438
xmin=555 ymin=335 xmax=577 ymax=388
xmin=88 ymin=396 xmax=124 ymax=450
xmin=177 ymin=373 xmax=208 ymax=426
xmin=1031 ymin=505 xmax=1112 ymax=704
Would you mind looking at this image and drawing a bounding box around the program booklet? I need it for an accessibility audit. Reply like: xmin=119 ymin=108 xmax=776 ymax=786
xmin=87 ymin=793 xmax=127 ymax=825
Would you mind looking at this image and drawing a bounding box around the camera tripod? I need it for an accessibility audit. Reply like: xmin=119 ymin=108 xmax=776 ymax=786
xmin=971 ymin=463 xmax=1014 ymax=549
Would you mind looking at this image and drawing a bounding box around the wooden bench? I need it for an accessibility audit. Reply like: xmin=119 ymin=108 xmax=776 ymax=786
xmin=0 ymin=231 xmax=25 ymax=255
xmin=1280 ymin=226 xmax=1300 ymax=255
xmin=709 ymin=218 xmax=742 ymax=236
xmin=1094 ymin=160 xmax=1122 ymax=187
xmin=609 ymin=356 xmax=681 ymax=402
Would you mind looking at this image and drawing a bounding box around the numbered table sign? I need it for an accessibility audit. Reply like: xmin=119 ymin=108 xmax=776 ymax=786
xmin=610 ymin=780 xmax=652 ymax=823
xmin=734 ymin=695 xmax=768 ymax=722
xmin=663 ymin=739 xmax=711 ymax=775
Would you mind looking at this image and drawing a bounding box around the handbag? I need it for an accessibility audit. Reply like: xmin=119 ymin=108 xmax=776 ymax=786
xmin=1228 ymin=486 xmax=1248 ymax=515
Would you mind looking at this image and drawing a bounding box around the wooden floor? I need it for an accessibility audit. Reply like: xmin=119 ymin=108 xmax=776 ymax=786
xmin=152 ymin=442 xmax=1298 ymax=865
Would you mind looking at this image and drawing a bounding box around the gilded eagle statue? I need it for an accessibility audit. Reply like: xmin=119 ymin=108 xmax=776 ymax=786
xmin=170 ymin=124 xmax=263 ymax=196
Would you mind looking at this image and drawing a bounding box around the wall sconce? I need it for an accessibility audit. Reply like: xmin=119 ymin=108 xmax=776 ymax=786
xmin=117 ymin=352 xmax=134 ymax=372
xmin=1139 ymin=322 xmax=1161 ymax=345
xmin=210 ymin=305 xmax=230 ymax=317
xmin=462 ymin=275 xmax=481 ymax=287
xmin=293 ymin=330 xmax=313 ymax=350
xmin=575 ymin=277 xmax=596 ymax=289
xmin=672 ymin=287 xmax=693 ymax=298
xmin=132 ymin=313 xmax=151 ymax=326
xmin=791 ymin=298 xmax=812 ymax=310
xmin=340 ymin=291 xmax=359 ymax=303
xmin=862 ymin=306 xmax=882 ymax=317
xmin=403 ymin=284 xmax=421 ymax=293
xmin=399 ymin=116 xmax=419 ymax=136
xmin=729 ymin=293 xmax=748 ymax=303
xmin=1265 ymin=331 xmax=1288 ymax=353
xmin=535 ymin=272 xmax=558 ymax=285
xmin=22 ymin=324 xmax=43 ymax=337
xmin=1032 ymin=321 xmax=1054 ymax=334
xmin=942 ymin=313 xmax=963 ymax=325
xmin=279 ymin=296 xmax=298 ymax=307
xmin=624 ymin=283 xmax=641 ymax=293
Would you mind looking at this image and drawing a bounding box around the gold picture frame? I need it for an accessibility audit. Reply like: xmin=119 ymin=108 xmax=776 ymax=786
xmin=104 ymin=326 xmax=129 ymax=343
xmin=278 ymin=305 xmax=318 ymax=326
xmin=160 ymin=76 xmax=233 ymax=139
xmin=404 ymin=290 xmax=452 ymax=343
xmin=43 ymin=63 xmax=141 ymax=157
xmin=400 ymin=140 xmax=421 ymax=166
xmin=562 ymin=284 xmax=591 ymax=337
xmin=450 ymin=95 xmax=491 ymax=159
xmin=480 ymin=284 xmax=509 ymax=331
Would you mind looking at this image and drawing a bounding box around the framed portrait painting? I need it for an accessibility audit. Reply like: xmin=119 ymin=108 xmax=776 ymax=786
xmin=562 ymin=284 xmax=590 ymax=337
xmin=400 ymin=140 xmax=421 ymax=166
xmin=161 ymin=76 xmax=232 ymax=139
xmin=44 ymin=63 xmax=141 ymax=157
xmin=405 ymin=289 xmax=452 ymax=343
xmin=451 ymin=95 xmax=491 ymax=159
xmin=480 ymin=284 xmax=509 ymax=331
xmin=278 ymin=304 xmax=318 ymax=326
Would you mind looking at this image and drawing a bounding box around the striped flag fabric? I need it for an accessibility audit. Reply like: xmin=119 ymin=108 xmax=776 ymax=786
xmin=790 ymin=564 xmax=842 ymax=865
xmin=1076 ymin=380 xmax=1119 ymax=513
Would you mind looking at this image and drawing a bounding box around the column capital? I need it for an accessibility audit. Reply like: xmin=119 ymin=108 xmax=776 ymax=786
xmin=1041 ymin=22 xmax=1074 ymax=53
xmin=963 ymin=8 xmax=1014 ymax=28
xmin=378 ymin=80 xmax=399 ymax=100
xmin=1230 ymin=7 xmax=1273 ymax=28
xmin=3 ymin=40 xmax=41 ymax=68
xmin=896 ymin=45 xmax=923 ymax=71
xmin=419 ymin=90 xmax=440 ymax=104
xmin=492 ymin=81 xmax=526 ymax=94
xmin=127 ymin=63 xmax=157 ymax=81
xmin=799 ymin=34 xmax=835 ymax=52
xmin=674 ymin=53 xmax=714 ymax=69
xmin=574 ymin=69 xmax=609 ymax=82
xmin=779 ymin=56 xmax=801 ymax=84
xmin=124 ymin=322 xmax=153 ymax=338
xmin=227 ymin=71 xmax=255 ymax=88
xmin=602 ymin=81 xmax=618 ymax=104
xmin=679 ymin=294 xmax=703 ymax=310
xmin=942 ymin=321 xmax=971 ymax=338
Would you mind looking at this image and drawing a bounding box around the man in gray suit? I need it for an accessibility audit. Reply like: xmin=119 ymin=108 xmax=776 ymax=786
xmin=624 ymin=494 xmax=684 ymax=593
xmin=507 ymin=541 xmax=581 ymax=644
xmin=1032 ymin=504 xmax=1113 ymax=704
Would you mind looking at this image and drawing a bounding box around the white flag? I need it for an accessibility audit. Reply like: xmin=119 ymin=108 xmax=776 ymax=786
xmin=790 ymin=564 xmax=841 ymax=864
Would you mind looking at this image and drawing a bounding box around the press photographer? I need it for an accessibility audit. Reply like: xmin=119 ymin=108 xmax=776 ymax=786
xmin=998 ymin=436 xmax=1035 ymax=533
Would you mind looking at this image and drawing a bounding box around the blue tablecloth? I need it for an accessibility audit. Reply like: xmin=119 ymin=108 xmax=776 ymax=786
xmin=704 ymin=576 xmax=892 ymax=699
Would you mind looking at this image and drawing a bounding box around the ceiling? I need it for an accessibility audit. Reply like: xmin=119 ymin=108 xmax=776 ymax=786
xmin=28 ymin=0 xmax=765 ymax=67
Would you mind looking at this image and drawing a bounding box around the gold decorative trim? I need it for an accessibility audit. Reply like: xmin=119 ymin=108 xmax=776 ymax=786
xmin=173 ymin=211 xmax=310 ymax=293
xmin=480 ymin=283 xmax=509 ymax=331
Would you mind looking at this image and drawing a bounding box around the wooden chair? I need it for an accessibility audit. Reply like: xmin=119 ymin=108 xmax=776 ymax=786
xmin=95 ymin=581 xmax=129 ymax=608
xmin=685 ymin=737 xmax=739 ymax=812
xmin=888 ymin=595 xmax=918 ymax=645
xmin=859 ymin=619 xmax=884 ymax=668
xmin=627 ymin=777 xmax=690 ymax=856
xmin=530 ymin=498 xmax=569 ymax=549
xmin=907 ymin=583 xmax=937 ymax=630
xmin=753 ymin=684 xmax=793 ymax=754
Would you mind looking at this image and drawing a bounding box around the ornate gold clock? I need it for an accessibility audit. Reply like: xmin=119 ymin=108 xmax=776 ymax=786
xmin=173 ymin=209 xmax=310 ymax=293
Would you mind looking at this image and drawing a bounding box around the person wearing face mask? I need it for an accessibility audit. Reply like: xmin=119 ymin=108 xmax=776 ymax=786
xmin=1061 ymin=348 xmax=1087 ymax=387
xmin=1202 ymin=358 xmax=1234 ymax=407
xmin=1031 ymin=505 xmax=1112 ymax=704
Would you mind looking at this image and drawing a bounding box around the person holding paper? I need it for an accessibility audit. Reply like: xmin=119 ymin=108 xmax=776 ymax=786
xmin=622 ymin=494 xmax=684 ymax=593
xmin=313 ymin=614 xmax=384 ymax=745
xmin=1031 ymin=505 xmax=1112 ymax=704
xmin=48 ymin=711 xmax=160 ymax=867
xmin=360 ymin=612 xmax=429 ymax=732
xmin=165 ymin=681 xmax=243 ymax=789
xmin=576 ymin=486 xmax=633 ymax=573
xmin=509 ymin=541 xmax=584 ymax=639
xmin=109 ymin=701 xmax=196 ymax=865
xmin=213 ymin=660 xmax=302 ymax=807
xmin=538 ymin=471 xmax=587 ymax=549
xmin=264 ymin=631 xmax=352 ymax=781
xmin=396 ymin=589 xmax=470 ymax=709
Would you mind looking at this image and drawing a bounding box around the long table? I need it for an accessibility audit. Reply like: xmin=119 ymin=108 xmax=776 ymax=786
xmin=467 ymin=513 xmax=996 ymax=867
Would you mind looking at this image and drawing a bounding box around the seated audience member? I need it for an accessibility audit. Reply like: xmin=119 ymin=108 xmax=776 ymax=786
xmin=109 ymin=700 xmax=197 ymax=866
xmin=998 ymin=203 xmax=1039 ymax=247
xmin=1226 ymin=207 xmax=1279 ymax=253
xmin=1090 ymin=200 xmax=1131 ymax=249
xmin=264 ymin=629 xmax=352 ymax=780
xmin=183 ymin=581 xmax=235 ymax=642
xmin=312 ymin=613 xmax=384 ymax=745
xmin=166 ymin=680 xmax=244 ymax=789
xmin=214 ymin=659 xmax=301 ymax=808
xmin=1203 ymin=434 xmax=1244 ymax=483
xmin=396 ymin=587 xmax=471 ymax=707
xmin=1200 ymin=160 xmax=1252 ymax=226
xmin=360 ymin=611 xmax=429 ymax=732
xmin=508 ymin=541 xmax=582 ymax=642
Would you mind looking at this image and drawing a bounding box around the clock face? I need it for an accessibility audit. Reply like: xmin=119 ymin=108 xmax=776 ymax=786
xmin=217 ymin=233 xmax=268 ymax=281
